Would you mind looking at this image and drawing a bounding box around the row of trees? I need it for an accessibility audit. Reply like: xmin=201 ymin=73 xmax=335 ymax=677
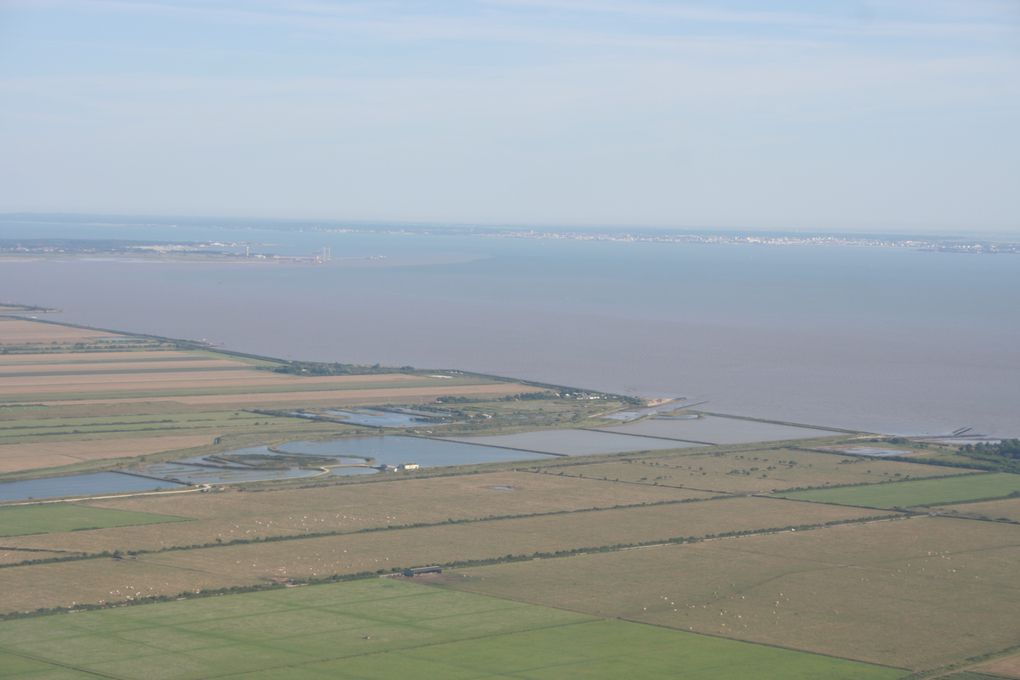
xmin=960 ymin=439 xmax=1020 ymax=459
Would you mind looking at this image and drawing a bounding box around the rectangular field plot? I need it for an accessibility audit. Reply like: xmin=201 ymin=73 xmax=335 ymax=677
xmin=975 ymin=652 xmax=1020 ymax=679
xmin=779 ymin=472 xmax=1020 ymax=508
xmin=443 ymin=428 xmax=699 ymax=456
xmin=1 ymin=471 xmax=704 ymax=555
xmin=0 ymin=434 xmax=216 ymax=474
xmin=0 ymin=504 xmax=185 ymax=537
xmin=0 ymin=318 xmax=117 ymax=345
xmin=0 ymin=578 xmax=904 ymax=680
xmin=597 ymin=414 xmax=845 ymax=444
xmin=934 ymin=497 xmax=1020 ymax=522
xmin=443 ymin=517 xmax=1020 ymax=670
xmin=536 ymin=448 xmax=964 ymax=494
xmin=0 ymin=350 xmax=194 ymax=365
xmin=0 ymin=497 xmax=879 ymax=612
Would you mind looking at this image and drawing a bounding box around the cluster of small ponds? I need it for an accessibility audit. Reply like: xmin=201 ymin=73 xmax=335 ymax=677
xmin=290 ymin=408 xmax=446 ymax=428
xmin=0 ymin=435 xmax=560 ymax=502
xmin=0 ymin=413 xmax=848 ymax=503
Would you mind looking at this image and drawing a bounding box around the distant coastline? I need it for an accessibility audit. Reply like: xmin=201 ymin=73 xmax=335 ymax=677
xmin=2 ymin=213 xmax=1018 ymax=256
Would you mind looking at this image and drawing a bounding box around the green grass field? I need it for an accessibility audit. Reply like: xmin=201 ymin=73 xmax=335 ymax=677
xmin=0 ymin=504 xmax=185 ymax=537
xmin=0 ymin=579 xmax=904 ymax=679
xmin=779 ymin=472 xmax=1020 ymax=508
xmin=441 ymin=517 xmax=1020 ymax=670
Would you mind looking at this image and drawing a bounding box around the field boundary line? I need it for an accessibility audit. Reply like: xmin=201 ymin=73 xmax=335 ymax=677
xmin=578 ymin=426 xmax=718 ymax=446
xmin=690 ymin=410 xmax=870 ymax=435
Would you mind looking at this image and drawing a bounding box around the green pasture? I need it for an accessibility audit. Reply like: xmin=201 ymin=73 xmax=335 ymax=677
xmin=0 ymin=504 xmax=186 ymax=537
xmin=779 ymin=472 xmax=1020 ymax=508
xmin=0 ymin=579 xmax=904 ymax=679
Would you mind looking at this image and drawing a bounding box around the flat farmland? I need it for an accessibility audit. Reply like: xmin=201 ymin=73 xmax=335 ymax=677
xmin=975 ymin=653 xmax=1020 ymax=679
xmin=0 ymin=371 xmax=450 ymax=399
xmin=0 ymin=319 xmax=549 ymax=476
xmin=442 ymin=516 xmax=1020 ymax=670
xmin=0 ymin=556 xmax=249 ymax=612
xmin=0 ymin=504 xmax=184 ymax=537
xmin=535 ymin=447 xmax=967 ymax=494
xmin=3 ymin=472 xmax=707 ymax=555
xmin=0 ymin=320 xmax=543 ymax=409
xmin=0 ymin=318 xmax=116 ymax=345
xmin=0 ymin=547 xmax=66 ymax=565
xmin=935 ymin=496 xmax=1020 ymax=522
xmin=0 ymin=350 xmax=196 ymax=364
xmin=598 ymin=415 xmax=846 ymax=444
xmin=0 ymin=497 xmax=880 ymax=611
xmin=779 ymin=472 xmax=1020 ymax=508
xmin=33 ymin=382 xmax=545 ymax=407
xmin=0 ymin=579 xmax=904 ymax=680
xmin=0 ymin=358 xmax=252 ymax=375
xmin=0 ymin=434 xmax=216 ymax=473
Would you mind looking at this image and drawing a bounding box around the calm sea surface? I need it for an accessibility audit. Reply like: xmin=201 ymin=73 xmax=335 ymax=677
xmin=1 ymin=219 xmax=1017 ymax=437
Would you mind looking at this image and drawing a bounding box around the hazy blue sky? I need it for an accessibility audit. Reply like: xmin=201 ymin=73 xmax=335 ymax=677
xmin=1 ymin=1 xmax=1018 ymax=233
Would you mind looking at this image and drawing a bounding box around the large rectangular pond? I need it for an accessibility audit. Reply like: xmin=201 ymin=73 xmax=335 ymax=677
xmin=278 ymin=436 xmax=559 ymax=470
xmin=318 ymin=408 xmax=445 ymax=428
xmin=0 ymin=472 xmax=185 ymax=503
xmin=444 ymin=429 xmax=701 ymax=456
xmin=598 ymin=415 xmax=844 ymax=445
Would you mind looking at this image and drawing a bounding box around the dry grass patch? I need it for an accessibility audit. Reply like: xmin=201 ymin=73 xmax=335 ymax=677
xmin=36 ymin=382 xmax=544 ymax=407
xmin=0 ymin=558 xmax=244 ymax=613
xmin=443 ymin=516 xmax=1020 ymax=671
xmin=0 ymin=548 xmax=68 ymax=565
xmin=934 ymin=497 xmax=1020 ymax=523
xmin=0 ymin=371 xmax=428 ymax=398
xmin=109 ymin=499 xmax=877 ymax=588
xmin=6 ymin=472 xmax=708 ymax=554
xmin=0 ymin=497 xmax=880 ymax=614
xmin=540 ymin=448 xmax=968 ymax=494
xmin=0 ymin=319 xmax=116 ymax=345
xmin=0 ymin=359 xmax=251 ymax=375
xmin=975 ymin=653 xmax=1020 ymax=679
xmin=0 ymin=350 xmax=192 ymax=364
xmin=0 ymin=434 xmax=216 ymax=473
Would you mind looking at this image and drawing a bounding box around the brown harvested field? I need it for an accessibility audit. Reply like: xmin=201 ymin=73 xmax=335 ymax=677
xmin=975 ymin=653 xmax=1020 ymax=679
xmin=0 ymin=370 xmax=425 ymax=395
xmin=0 ymin=558 xmax=245 ymax=614
xmin=933 ymin=497 xmax=1020 ymax=523
xmin=0 ymin=548 xmax=67 ymax=565
xmin=539 ymin=447 xmax=968 ymax=494
xmin=441 ymin=516 xmax=1020 ymax=670
xmin=0 ymin=496 xmax=880 ymax=614
xmin=0 ymin=358 xmax=252 ymax=375
xmin=0 ymin=350 xmax=192 ymax=364
xmin=0 ymin=319 xmax=117 ymax=344
xmin=35 ymin=382 xmax=545 ymax=407
xmin=6 ymin=472 xmax=711 ymax=554
xmin=0 ymin=434 xmax=216 ymax=473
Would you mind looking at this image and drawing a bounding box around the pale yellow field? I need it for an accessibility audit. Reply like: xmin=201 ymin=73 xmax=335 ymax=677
xmin=35 ymin=382 xmax=544 ymax=407
xmin=5 ymin=472 xmax=708 ymax=554
xmin=443 ymin=516 xmax=1020 ymax=670
xmin=0 ymin=370 xmax=423 ymax=395
xmin=0 ymin=319 xmax=116 ymax=344
xmin=142 ymin=498 xmax=877 ymax=575
xmin=0 ymin=558 xmax=244 ymax=613
xmin=0 ymin=358 xmax=250 ymax=374
xmin=0 ymin=434 xmax=217 ymax=473
xmin=0 ymin=350 xmax=192 ymax=364
xmin=0 ymin=548 xmax=67 ymax=565
xmin=933 ymin=496 xmax=1020 ymax=522
xmin=544 ymin=448 xmax=968 ymax=494
xmin=976 ymin=653 xmax=1020 ymax=679
xmin=0 ymin=497 xmax=878 ymax=614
